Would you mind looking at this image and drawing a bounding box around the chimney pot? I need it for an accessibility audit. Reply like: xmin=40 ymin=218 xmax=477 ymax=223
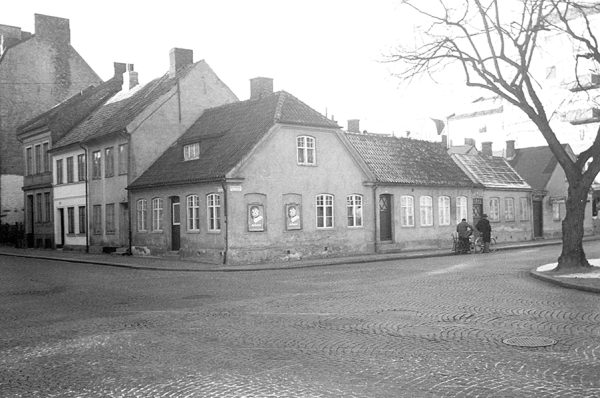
xmin=169 ymin=48 xmax=193 ymax=77
xmin=34 ymin=14 xmax=70 ymax=44
xmin=347 ymin=119 xmax=360 ymax=134
xmin=250 ymin=77 xmax=273 ymax=100
xmin=122 ymin=65 xmax=138 ymax=91
xmin=481 ymin=141 xmax=493 ymax=157
xmin=506 ymin=140 xmax=516 ymax=159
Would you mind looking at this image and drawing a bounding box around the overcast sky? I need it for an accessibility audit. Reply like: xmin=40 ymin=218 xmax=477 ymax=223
xmin=5 ymin=1 xmax=473 ymax=138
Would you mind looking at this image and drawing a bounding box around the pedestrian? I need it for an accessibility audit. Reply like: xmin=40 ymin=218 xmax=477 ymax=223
xmin=475 ymin=214 xmax=492 ymax=253
xmin=456 ymin=218 xmax=473 ymax=254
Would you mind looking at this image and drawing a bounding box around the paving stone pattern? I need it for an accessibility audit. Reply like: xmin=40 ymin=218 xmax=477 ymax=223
xmin=1 ymin=244 xmax=600 ymax=397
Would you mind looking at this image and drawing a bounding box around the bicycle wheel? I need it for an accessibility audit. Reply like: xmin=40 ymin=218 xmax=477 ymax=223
xmin=488 ymin=237 xmax=497 ymax=253
xmin=472 ymin=237 xmax=482 ymax=253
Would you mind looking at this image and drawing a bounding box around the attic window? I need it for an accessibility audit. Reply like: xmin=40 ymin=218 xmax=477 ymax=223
xmin=183 ymin=143 xmax=200 ymax=161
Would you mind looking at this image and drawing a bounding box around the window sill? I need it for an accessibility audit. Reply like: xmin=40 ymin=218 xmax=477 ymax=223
xmin=207 ymin=230 xmax=222 ymax=234
xmin=151 ymin=230 xmax=164 ymax=234
xmin=297 ymin=163 xmax=317 ymax=167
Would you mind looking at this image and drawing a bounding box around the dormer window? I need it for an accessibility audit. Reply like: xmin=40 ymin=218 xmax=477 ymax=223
xmin=183 ymin=143 xmax=200 ymax=161
xmin=297 ymin=136 xmax=316 ymax=165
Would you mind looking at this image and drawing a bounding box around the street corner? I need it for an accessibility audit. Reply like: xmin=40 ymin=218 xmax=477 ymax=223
xmin=530 ymin=260 xmax=600 ymax=294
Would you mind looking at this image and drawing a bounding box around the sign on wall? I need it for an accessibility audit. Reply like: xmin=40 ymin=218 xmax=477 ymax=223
xmin=285 ymin=203 xmax=301 ymax=230
xmin=248 ymin=204 xmax=265 ymax=232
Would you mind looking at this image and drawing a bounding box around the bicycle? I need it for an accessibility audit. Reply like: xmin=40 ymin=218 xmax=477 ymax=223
xmin=473 ymin=236 xmax=497 ymax=253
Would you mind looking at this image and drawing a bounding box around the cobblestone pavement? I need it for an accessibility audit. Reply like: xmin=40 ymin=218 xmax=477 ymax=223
xmin=1 ymin=243 xmax=600 ymax=397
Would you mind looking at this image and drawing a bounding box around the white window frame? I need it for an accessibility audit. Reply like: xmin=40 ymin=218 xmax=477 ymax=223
xmin=504 ymin=197 xmax=515 ymax=221
xmin=183 ymin=143 xmax=200 ymax=161
xmin=420 ymin=196 xmax=433 ymax=226
xmin=519 ymin=197 xmax=530 ymax=221
xmin=207 ymin=193 xmax=221 ymax=232
xmin=489 ymin=197 xmax=500 ymax=221
xmin=297 ymin=136 xmax=316 ymax=166
xmin=136 ymin=199 xmax=147 ymax=232
xmin=552 ymin=201 xmax=561 ymax=221
xmin=187 ymin=195 xmax=200 ymax=231
xmin=316 ymin=194 xmax=334 ymax=229
xmin=346 ymin=194 xmax=363 ymax=227
xmin=25 ymin=146 xmax=33 ymax=176
xmin=456 ymin=196 xmax=468 ymax=224
xmin=152 ymin=198 xmax=164 ymax=231
xmin=400 ymin=195 xmax=415 ymax=227
xmin=438 ymin=196 xmax=451 ymax=226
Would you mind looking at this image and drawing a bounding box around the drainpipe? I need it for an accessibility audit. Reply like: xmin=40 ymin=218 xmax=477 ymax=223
xmin=372 ymin=183 xmax=378 ymax=253
xmin=221 ymin=179 xmax=228 ymax=265
xmin=127 ymin=138 xmax=133 ymax=255
xmin=79 ymin=144 xmax=89 ymax=253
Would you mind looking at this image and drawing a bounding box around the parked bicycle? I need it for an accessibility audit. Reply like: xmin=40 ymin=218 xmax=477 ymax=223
xmin=452 ymin=233 xmax=497 ymax=254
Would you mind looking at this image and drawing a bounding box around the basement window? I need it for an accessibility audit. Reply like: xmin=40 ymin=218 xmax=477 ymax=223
xmin=183 ymin=143 xmax=200 ymax=161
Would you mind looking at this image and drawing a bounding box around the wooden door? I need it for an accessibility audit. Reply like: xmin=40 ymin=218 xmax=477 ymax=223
xmin=379 ymin=194 xmax=392 ymax=241
xmin=171 ymin=197 xmax=181 ymax=251
xmin=533 ymin=200 xmax=543 ymax=238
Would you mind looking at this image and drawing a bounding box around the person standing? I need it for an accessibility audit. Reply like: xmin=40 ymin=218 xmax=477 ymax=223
xmin=475 ymin=214 xmax=492 ymax=253
xmin=456 ymin=218 xmax=473 ymax=254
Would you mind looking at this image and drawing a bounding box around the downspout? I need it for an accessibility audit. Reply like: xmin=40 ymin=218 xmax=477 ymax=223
xmin=79 ymin=144 xmax=89 ymax=253
xmin=126 ymin=134 xmax=132 ymax=255
xmin=221 ymin=179 xmax=228 ymax=265
xmin=372 ymin=183 xmax=378 ymax=253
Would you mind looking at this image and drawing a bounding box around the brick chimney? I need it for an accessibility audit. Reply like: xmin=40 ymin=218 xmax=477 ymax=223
xmin=441 ymin=134 xmax=448 ymax=147
xmin=505 ymin=140 xmax=516 ymax=160
xmin=348 ymin=119 xmax=360 ymax=133
xmin=250 ymin=77 xmax=273 ymax=100
xmin=122 ymin=64 xmax=138 ymax=91
xmin=169 ymin=48 xmax=194 ymax=77
xmin=113 ymin=62 xmax=127 ymax=77
xmin=35 ymin=14 xmax=70 ymax=45
xmin=481 ymin=141 xmax=493 ymax=157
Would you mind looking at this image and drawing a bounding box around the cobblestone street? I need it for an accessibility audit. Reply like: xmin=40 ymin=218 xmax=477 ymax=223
xmin=1 ymin=244 xmax=600 ymax=397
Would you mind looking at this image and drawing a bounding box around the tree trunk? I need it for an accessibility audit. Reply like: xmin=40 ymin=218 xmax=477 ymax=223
xmin=556 ymin=180 xmax=591 ymax=271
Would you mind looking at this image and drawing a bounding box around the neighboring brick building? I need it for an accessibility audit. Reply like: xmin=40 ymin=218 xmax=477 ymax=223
xmin=0 ymin=14 xmax=101 ymax=227
xmin=54 ymin=49 xmax=238 ymax=252
xmin=508 ymin=143 xmax=594 ymax=239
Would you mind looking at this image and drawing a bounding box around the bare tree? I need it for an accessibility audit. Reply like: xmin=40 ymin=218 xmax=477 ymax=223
xmin=391 ymin=0 xmax=600 ymax=270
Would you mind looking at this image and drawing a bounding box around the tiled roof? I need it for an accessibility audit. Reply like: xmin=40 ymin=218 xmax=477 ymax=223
xmin=17 ymin=77 xmax=122 ymax=146
xmin=509 ymin=145 xmax=568 ymax=191
xmin=344 ymin=133 xmax=474 ymax=186
xmin=129 ymin=91 xmax=339 ymax=189
xmin=54 ymin=64 xmax=198 ymax=148
xmin=452 ymin=153 xmax=531 ymax=190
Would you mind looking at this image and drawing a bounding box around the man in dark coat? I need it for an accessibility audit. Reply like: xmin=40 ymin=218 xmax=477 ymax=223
xmin=475 ymin=214 xmax=492 ymax=253
xmin=456 ymin=218 xmax=473 ymax=253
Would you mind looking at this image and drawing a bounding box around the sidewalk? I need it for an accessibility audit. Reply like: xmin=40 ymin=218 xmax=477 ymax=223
xmin=1 ymin=237 xmax=599 ymax=292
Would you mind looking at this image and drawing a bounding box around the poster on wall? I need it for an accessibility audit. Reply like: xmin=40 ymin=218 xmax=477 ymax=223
xmin=285 ymin=203 xmax=301 ymax=230
xmin=248 ymin=204 xmax=265 ymax=232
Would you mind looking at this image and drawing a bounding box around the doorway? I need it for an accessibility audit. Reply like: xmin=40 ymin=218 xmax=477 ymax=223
xmin=26 ymin=195 xmax=34 ymax=247
xmin=119 ymin=202 xmax=129 ymax=246
xmin=170 ymin=197 xmax=181 ymax=251
xmin=533 ymin=200 xmax=543 ymax=238
xmin=379 ymin=194 xmax=393 ymax=241
xmin=57 ymin=208 xmax=65 ymax=248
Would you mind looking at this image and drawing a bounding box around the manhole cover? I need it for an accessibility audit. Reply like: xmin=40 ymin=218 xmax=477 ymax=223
xmin=502 ymin=336 xmax=557 ymax=347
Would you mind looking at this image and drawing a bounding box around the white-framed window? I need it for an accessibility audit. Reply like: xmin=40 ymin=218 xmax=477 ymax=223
xmin=207 ymin=194 xmax=221 ymax=232
xmin=93 ymin=205 xmax=102 ymax=235
xmin=504 ymin=197 xmax=515 ymax=221
xmin=520 ymin=197 xmax=530 ymax=221
xmin=297 ymin=136 xmax=316 ymax=165
xmin=56 ymin=159 xmax=64 ymax=185
xmin=400 ymin=195 xmax=415 ymax=227
xmin=136 ymin=199 xmax=147 ymax=232
xmin=42 ymin=142 xmax=49 ymax=172
xmin=35 ymin=144 xmax=42 ymax=174
xmin=118 ymin=143 xmax=128 ymax=175
xmin=420 ymin=196 xmax=433 ymax=226
xmin=187 ymin=195 xmax=200 ymax=231
xmin=105 ymin=203 xmax=115 ymax=234
xmin=552 ymin=201 xmax=561 ymax=221
xmin=456 ymin=196 xmax=468 ymax=224
xmin=183 ymin=143 xmax=200 ymax=161
xmin=92 ymin=150 xmax=102 ymax=179
xmin=438 ymin=196 xmax=450 ymax=226
xmin=489 ymin=198 xmax=500 ymax=221
xmin=316 ymin=194 xmax=334 ymax=228
xmin=152 ymin=198 xmax=163 ymax=231
xmin=25 ymin=146 xmax=33 ymax=175
xmin=346 ymin=194 xmax=363 ymax=227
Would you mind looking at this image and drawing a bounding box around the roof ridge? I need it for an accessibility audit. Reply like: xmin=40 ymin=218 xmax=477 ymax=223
xmin=273 ymin=91 xmax=287 ymax=123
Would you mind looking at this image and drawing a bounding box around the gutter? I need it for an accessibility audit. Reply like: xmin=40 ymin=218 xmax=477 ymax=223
xmin=221 ymin=180 xmax=229 ymax=265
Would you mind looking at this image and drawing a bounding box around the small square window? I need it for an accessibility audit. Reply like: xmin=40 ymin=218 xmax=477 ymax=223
xmin=184 ymin=143 xmax=200 ymax=161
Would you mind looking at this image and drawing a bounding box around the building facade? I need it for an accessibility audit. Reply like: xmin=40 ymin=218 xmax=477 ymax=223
xmin=1 ymin=14 xmax=101 ymax=227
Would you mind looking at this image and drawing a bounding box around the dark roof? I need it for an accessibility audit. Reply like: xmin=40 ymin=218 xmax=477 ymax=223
xmin=452 ymin=153 xmax=531 ymax=190
xmin=129 ymin=91 xmax=339 ymax=189
xmin=17 ymin=77 xmax=122 ymax=146
xmin=509 ymin=145 xmax=567 ymax=191
xmin=55 ymin=64 xmax=199 ymax=148
xmin=344 ymin=133 xmax=474 ymax=186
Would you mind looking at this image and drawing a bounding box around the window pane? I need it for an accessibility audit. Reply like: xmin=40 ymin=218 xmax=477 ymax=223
xmin=79 ymin=206 xmax=86 ymax=234
xmin=105 ymin=147 xmax=114 ymax=177
xmin=118 ymin=144 xmax=128 ymax=174
xmin=67 ymin=207 xmax=75 ymax=234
